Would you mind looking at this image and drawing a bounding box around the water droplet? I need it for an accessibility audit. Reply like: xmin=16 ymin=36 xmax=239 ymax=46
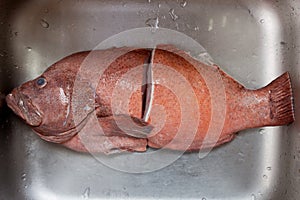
xmin=21 ymin=173 xmax=26 ymax=181
xmin=263 ymin=174 xmax=268 ymax=179
xmin=147 ymin=0 xmax=151 ymax=3
xmin=40 ymin=19 xmax=49 ymax=28
xmin=180 ymin=0 xmax=187 ymax=8
xmin=158 ymin=3 xmax=161 ymax=8
xmin=163 ymin=180 xmax=172 ymax=186
xmin=26 ymin=47 xmax=32 ymax=52
xmin=194 ymin=26 xmax=199 ymax=31
xmin=14 ymin=32 xmax=18 ymax=36
xmin=145 ymin=17 xmax=159 ymax=32
xmin=259 ymin=19 xmax=265 ymax=23
xmin=202 ymin=198 xmax=207 ymax=200
xmin=221 ymin=15 xmax=227 ymax=27
xmin=208 ymin=18 xmax=213 ymax=31
xmin=82 ymin=187 xmax=90 ymax=199
xmin=169 ymin=8 xmax=179 ymax=21
xmin=251 ymin=194 xmax=256 ymax=200
xmin=267 ymin=166 xmax=272 ymax=171
xmin=238 ymin=152 xmax=245 ymax=157
xmin=252 ymin=53 xmax=258 ymax=58
xmin=259 ymin=129 xmax=265 ymax=134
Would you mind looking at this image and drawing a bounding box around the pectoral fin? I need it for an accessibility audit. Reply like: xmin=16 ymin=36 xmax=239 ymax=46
xmin=62 ymin=115 xmax=152 ymax=154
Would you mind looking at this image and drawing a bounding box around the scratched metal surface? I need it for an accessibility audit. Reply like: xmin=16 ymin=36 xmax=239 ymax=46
xmin=0 ymin=0 xmax=300 ymax=199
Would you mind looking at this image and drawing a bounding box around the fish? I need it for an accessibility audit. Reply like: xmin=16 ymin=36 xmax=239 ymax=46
xmin=5 ymin=45 xmax=295 ymax=154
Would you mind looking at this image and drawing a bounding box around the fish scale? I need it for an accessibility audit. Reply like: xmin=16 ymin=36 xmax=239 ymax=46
xmin=6 ymin=45 xmax=295 ymax=154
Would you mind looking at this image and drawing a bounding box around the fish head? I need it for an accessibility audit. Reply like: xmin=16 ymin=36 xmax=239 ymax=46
xmin=6 ymin=53 xmax=90 ymax=142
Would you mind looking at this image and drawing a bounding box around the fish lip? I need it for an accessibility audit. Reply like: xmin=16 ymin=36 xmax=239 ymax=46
xmin=6 ymin=93 xmax=25 ymax=119
xmin=6 ymin=91 xmax=42 ymax=127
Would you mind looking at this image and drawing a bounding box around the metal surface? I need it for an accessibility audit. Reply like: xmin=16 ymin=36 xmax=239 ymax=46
xmin=0 ymin=0 xmax=300 ymax=199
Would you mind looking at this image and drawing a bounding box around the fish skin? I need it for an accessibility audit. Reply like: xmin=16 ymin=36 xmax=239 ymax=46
xmin=146 ymin=46 xmax=294 ymax=151
xmin=6 ymin=48 xmax=151 ymax=147
xmin=5 ymin=45 xmax=295 ymax=153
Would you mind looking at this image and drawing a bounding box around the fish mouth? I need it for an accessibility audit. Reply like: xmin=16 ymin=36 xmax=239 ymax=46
xmin=6 ymin=90 xmax=42 ymax=127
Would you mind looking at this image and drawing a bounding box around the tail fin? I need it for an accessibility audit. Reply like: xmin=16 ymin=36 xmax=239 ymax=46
xmin=266 ymin=72 xmax=295 ymax=125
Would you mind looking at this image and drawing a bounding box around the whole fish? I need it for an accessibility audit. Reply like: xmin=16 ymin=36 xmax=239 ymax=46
xmin=6 ymin=45 xmax=295 ymax=154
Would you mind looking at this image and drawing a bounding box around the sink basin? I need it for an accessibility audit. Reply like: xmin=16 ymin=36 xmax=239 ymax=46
xmin=1 ymin=0 xmax=300 ymax=199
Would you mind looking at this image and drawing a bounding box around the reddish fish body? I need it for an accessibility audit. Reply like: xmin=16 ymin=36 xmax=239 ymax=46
xmin=6 ymin=45 xmax=294 ymax=154
xmin=146 ymin=46 xmax=294 ymax=151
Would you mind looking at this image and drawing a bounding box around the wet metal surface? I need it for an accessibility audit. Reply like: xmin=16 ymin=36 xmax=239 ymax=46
xmin=0 ymin=0 xmax=300 ymax=199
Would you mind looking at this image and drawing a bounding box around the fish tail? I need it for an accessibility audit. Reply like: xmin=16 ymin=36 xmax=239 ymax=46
xmin=266 ymin=72 xmax=295 ymax=125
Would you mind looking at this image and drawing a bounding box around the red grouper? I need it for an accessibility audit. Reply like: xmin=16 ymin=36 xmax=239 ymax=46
xmin=6 ymin=45 xmax=295 ymax=154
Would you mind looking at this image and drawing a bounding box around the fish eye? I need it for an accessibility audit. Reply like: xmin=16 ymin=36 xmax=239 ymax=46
xmin=36 ymin=77 xmax=47 ymax=88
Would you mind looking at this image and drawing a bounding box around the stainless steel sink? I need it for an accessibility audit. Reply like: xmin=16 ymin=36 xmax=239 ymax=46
xmin=1 ymin=0 xmax=300 ymax=199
